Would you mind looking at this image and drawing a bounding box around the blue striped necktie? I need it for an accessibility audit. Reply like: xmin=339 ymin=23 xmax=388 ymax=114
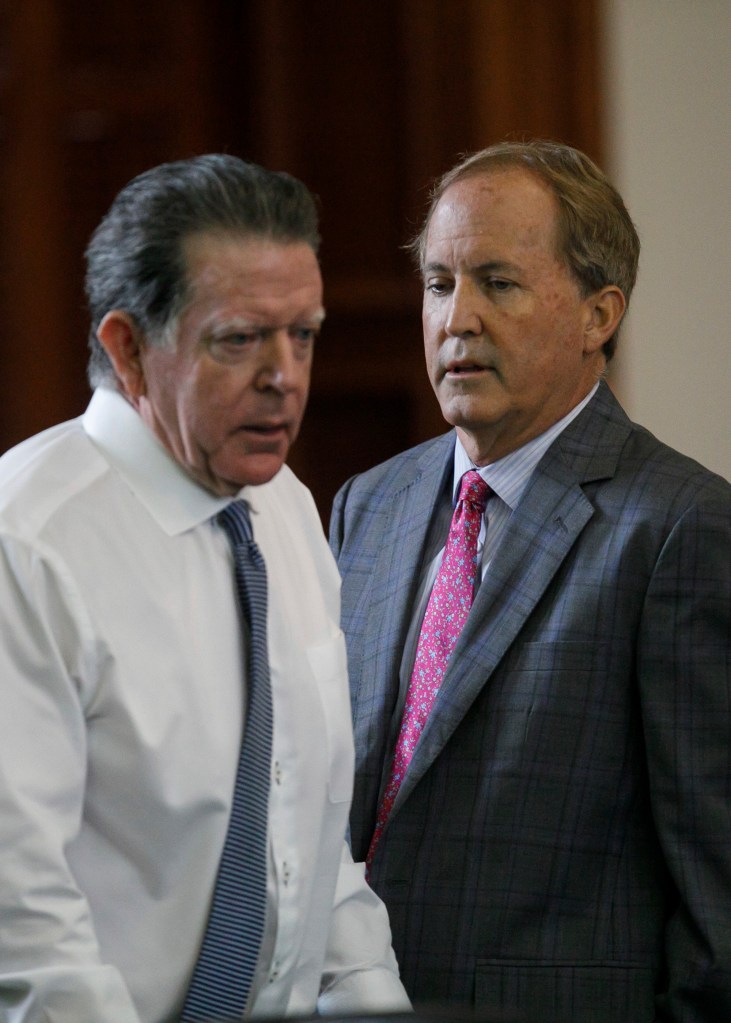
xmin=182 ymin=499 xmax=273 ymax=1021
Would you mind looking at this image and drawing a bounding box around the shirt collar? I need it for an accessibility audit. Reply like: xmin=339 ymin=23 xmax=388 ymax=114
xmin=452 ymin=382 xmax=599 ymax=510
xmin=82 ymin=387 xmax=233 ymax=535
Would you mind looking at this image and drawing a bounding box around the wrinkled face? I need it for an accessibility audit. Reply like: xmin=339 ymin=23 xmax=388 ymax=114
xmin=422 ymin=169 xmax=606 ymax=464
xmin=138 ymin=232 xmax=323 ymax=495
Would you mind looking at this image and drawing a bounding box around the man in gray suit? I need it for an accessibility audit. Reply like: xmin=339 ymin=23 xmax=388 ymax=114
xmin=329 ymin=141 xmax=731 ymax=1022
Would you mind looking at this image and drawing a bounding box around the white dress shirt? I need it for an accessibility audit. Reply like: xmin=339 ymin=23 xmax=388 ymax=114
xmin=0 ymin=388 xmax=409 ymax=1023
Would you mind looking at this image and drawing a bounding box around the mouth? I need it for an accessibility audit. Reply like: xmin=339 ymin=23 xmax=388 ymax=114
xmin=237 ymin=421 xmax=289 ymax=439
xmin=444 ymin=360 xmax=493 ymax=377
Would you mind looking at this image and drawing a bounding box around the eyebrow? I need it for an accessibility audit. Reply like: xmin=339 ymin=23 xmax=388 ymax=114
xmin=421 ymin=260 xmax=521 ymax=276
xmin=202 ymin=309 xmax=327 ymax=343
xmin=209 ymin=308 xmax=326 ymax=332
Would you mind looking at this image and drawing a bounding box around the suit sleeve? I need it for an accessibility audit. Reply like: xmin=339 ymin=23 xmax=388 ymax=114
xmin=0 ymin=535 xmax=142 ymax=1023
xmin=638 ymin=491 xmax=731 ymax=1020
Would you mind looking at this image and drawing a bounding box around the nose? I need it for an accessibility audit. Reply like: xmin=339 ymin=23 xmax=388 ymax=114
xmin=445 ymin=278 xmax=483 ymax=338
xmin=255 ymin=329 xmax=302 ymax=393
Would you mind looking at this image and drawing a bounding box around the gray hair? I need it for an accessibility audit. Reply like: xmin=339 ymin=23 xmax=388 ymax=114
xmin=409 ymin=140 xmax=640 ymax=361
xmin=85 ymin=154 xmax=321 ymax=387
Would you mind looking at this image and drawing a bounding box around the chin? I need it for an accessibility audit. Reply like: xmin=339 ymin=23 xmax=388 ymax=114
xmin=441 ymin=393 xmax=502 ymax=427
xmin=221 ymin=453 xmax=287 ymax=491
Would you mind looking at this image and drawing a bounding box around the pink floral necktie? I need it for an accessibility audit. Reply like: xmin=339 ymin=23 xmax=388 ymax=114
xmin=367 ymin=470 xmax=491 ymax=873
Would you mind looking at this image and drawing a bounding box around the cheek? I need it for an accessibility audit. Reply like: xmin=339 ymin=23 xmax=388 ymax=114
xmin=296 ymin=352 xmax=314 ymax=394
xmin=524 ymin=301 xmax=583 ymax=360
xmin=422 ymin=316 xmax=441 ymax=367
xmin=544 ymin=289 xmax=587 ymax=341
xmin=178 ymin=375 xmax=233 ymax=443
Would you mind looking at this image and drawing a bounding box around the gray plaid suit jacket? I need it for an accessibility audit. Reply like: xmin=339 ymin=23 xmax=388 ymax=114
xmin=330 ymin=382 xmax=731 ymax=1023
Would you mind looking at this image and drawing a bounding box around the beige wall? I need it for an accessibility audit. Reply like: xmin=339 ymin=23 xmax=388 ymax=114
xmin=602 ymin=0 xmax=731 ymax=480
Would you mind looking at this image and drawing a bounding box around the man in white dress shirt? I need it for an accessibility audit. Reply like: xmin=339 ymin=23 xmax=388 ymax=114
xmin=0 ymin=155 xmax=410 ymax=1022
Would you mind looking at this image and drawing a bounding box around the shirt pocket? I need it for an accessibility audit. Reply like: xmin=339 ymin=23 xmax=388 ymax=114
xmin=305 ymin=631 xmax=354 ymax=804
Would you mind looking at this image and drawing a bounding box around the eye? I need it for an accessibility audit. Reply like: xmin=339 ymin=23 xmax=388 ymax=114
xmin=221 ymin=331 xmax=261 ymax=347
xmin=485 ymin=277 xmax=514 ymax=292
xmin=290 ymin=325 xmax=319 ymax=346
xmin=424 ymin=278 xmax=452 ymax=296
xmin=206 ymin=330 xmax=264 ymax=364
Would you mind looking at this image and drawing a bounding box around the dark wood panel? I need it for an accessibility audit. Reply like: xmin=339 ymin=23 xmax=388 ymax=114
xmin=291 ymin=390 xmax=417 ymax=528
xmin=471 ymin=0 xmax=602 ymax=162
xmin=0 ymin=0 xmax=223 ymax=447
xmin=0 ymin=0 xmax=603 ymax=520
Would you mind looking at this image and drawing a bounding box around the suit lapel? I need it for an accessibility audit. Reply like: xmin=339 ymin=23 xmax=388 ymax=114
xmin=391 ymin=383 xmax=633 ymax=813
xmin=357 ymin=435 xmax=454 ymax=722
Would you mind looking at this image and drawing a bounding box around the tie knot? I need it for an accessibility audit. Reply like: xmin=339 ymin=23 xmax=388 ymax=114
xmin=218 ymin=499 xmax=254 ymax=546
xmin=459 ymin=470 xmax=491 ymax=514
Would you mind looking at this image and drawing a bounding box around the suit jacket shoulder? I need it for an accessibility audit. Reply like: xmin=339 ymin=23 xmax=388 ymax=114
xmin=543 ymin=380 xmax=730 ymax=516
xmin=329 ymin=431 xmax=455 ymax=555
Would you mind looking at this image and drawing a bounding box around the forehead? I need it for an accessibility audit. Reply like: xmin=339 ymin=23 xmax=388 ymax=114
xmin=425 ymin=168 xmax=560 ymax=263
xmin=182 ymin=231 xmax=322 ymax=305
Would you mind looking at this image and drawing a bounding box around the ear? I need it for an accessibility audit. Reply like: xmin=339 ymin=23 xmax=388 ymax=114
xmin=96 ymin=311 xmax=147 ymax=403
xmin=582 ymin=286 xmax=626 ymax=355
